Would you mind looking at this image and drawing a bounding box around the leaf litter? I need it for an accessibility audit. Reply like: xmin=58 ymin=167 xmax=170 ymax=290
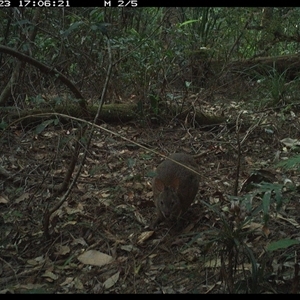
xmin=1 ymin=101 xmax=300 ymax=293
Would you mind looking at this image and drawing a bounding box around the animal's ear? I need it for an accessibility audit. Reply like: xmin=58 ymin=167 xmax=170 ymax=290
xmin=153 ymin=178 xmax=165 ymax=192
xmin=170 ymin=177 xmax=180 ymax=190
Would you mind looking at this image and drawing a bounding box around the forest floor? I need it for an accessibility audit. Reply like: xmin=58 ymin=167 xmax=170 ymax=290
xmin=1 ymin=84 xmax=300 ymax=294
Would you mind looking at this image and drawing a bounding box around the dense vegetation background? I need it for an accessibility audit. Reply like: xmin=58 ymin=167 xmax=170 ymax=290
xmin=1 ymin=7 xmax=300 ymax=294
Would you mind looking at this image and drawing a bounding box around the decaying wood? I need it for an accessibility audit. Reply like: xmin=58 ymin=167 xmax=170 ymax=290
xmin=6 ymin=102 xmax=225 ymax=127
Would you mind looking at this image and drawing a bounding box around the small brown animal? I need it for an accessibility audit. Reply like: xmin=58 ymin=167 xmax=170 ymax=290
xmin=151 ymin=153 xmax=200 ymax=228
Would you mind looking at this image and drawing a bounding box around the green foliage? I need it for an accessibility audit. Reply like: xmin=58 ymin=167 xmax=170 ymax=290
xmin=0 ymin=120 xmax=8 ymax=130
xmin=277 ymin=154 xmax=300 ymax=170
xmin=26 ymin=94 xmax=46 ymax=105
xmin=265 ymin=66 xmax=289 ymax=103
xmin=200 ymin=176 xmax=294 ymax=293
xmin=202 ymin=200 xmax=264 ymax=293
xmin=268 ymin=67 xmax=288 ymax=104
xmin=250 ymin=64 xmax=300 ymax=109
xmin=149 ymin=93 xmax=160 ymax=115
xmin=2 ymin=7 xmax=300 ymax=110
xmin=267 ymin=239 xmax=300 ymax=252
xmin=177 ymin=7 xmax=220 ymax=47
xmin=4 ymin=209 xmax=24 ymax=221
xmin=35 ymin=119 xmax=58 ymax=134
xmin=227 ymin=181 xmax=285 ymax=225
xmin=253 ymin=182 xmax=285 ymax=215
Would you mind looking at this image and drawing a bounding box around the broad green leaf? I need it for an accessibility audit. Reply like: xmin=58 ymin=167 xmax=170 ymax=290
xmin=35 ymin=120 xmax=54 ymax=134
xmin=178 ymin=19 xmax=199 ymax=27
xmin=267 ymin=239 xmax=300 ymax=252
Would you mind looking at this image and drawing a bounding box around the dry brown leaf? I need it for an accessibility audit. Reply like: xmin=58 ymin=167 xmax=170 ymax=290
xmin=0 ymin=194 xmax=8 ymax=204
xmin=245 ymin=156 xmax=254 ymax=165
xmin=0 ymin=289 xmax=13 ymax=294
xmin=103 ymin=230 xmax=126 ymax=244
xmin=61 ymin=221 xmax=77 ymax=228
xmin=276 ymin=213 xmax=300 ymax=228
xmin=181 ymin=223 xmax=195 ymax=234
xmin=15 ymin=192 xmax=30 ymax=203
xmin=10 ymin=283 xmax=46 ymax=292
xmin=117 ymin=256 xmax=128 ymax=263
xmin=74 ymin=277 xmax=84 ymax=290
xmin=133 ymin=182 xmax=144 ymax=190
xmin=93 ymin=141 xmax=105 ymax=148
xmin=103 ymin=271 xmax=120 ymax=289
xmin=243 ymin=222 xmax=263 ymax=232
xmin=65 ymin=204 xmax=84 ymax=215
xmin=180 ymin=247 xmax=201 ymax=261
xmin=42 ymin=271 xmax=58 ymax=281
xmin=101 ymin=192 xmax=111 ymax=198
xmin=27 ymin=256 xmax=45 ymax=266
xmin=120 ymin=244 xmax=138 ymax=252
xmin=262 ymin=225 xmax=270 ymax=237
xmin=77 ymin=250 xmax=113 ymax=267
xmin=60 ymin=277 xmax=74 ymax=286
xmin=146 ymin=191 xmax=153 ymax=198
xmin=55 ymin=245 xmax=70 ymax=256
xmin=27 ymin=259 xmax=40 ymax=266
xmin=71 ymin=237 xmax=88 ymax=246
xmin=123 ymin=190 xmax=135 ymax=201
xmin=280 ymin=138 xmax=300 ymax=147
xmin=134 ymin=210 xmax=147 ymax=225
xmin=137 ymin=231 xmax=154 ymax=245
xmin=204 ymin=258 xmax=222 ymax=268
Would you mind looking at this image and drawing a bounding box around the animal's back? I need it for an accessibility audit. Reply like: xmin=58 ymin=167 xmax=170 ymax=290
xmin=152 ymin=153 xmax=200 ymax=227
